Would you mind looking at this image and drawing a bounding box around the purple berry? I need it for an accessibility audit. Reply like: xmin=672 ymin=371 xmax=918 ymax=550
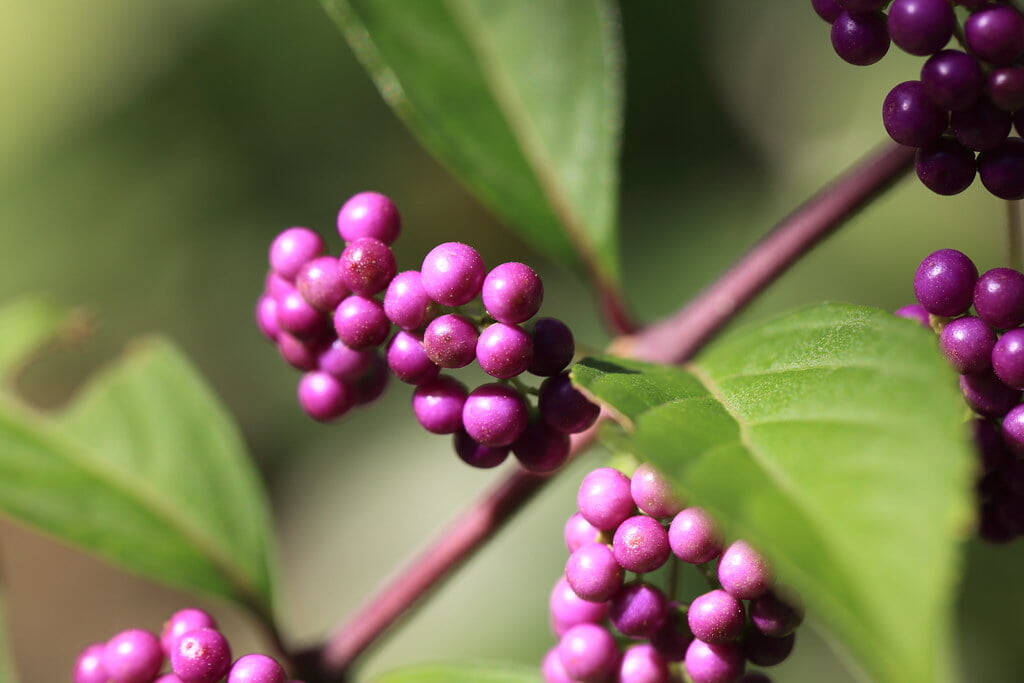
xmin=965 ymin=4 xmax=1024 ymax=65
xmin=297 ymin=371 xmax=353 ymax=421
xmin=650 ymin=604 xmax=694 ymax=662
xmin=988 ymin=67 xmax=1024 ymax=111
xmin=338 ymin=237 xmax=397 ymax=297
xmin=277 ymin=333 xmax=324 ymax=371
xmin=577 ymin=467 xmax=636 ymax=531
xmin=476 ymin=322 xmax=533 ymax=379
xmin=336 ymin=191 xmax=400 ymax=244
xmin=921 ymin=50 xmax=985 ymax=111
xmin=960 ymin=369 xmax=1021 ymax=417
xmin=992 ymin=328 xmax=1024 ymax=389
xmin=295 ymin=256 xmax=348 ymax=312
xmin=462 ymin=383 xmax=529 ymax=447
xmin=453 ymin=430 xmax=509 ymax=468
xmin=333 ymin=295 xmax=390 ymax=350
xmin=162 ymin=608 xmax=218 ymax=655
xmin=539 ymin=372 xmax=601 ymax=434
xmin=269 ymin=227 xmax=324 ymax=281
xmin=170 ymin=627 xmax=231 ymax=683
xmin=512 ymin=421 xmax=571 ymax=473
xmin=227 ymin=654 xmax=287 ymax=683
xmin=264 ymin=271 xmax=292 ymax=299
xmin=718 ymin=540 xmax=774 ymax=600
xmin=529 ymin=317 xmax=576 ymax=377
xmin=609 ymin=582 xmax=669 ymax=638
xmin=915 ymin=138 xmax=977 ymax=195
xmin=481 ymin=262 xmax=544 ymax=323
xmin=831 ymin=11 xmax=890 ymax=66
xmin=155 ymin=675 xmax=186 ymax=683
xmin=688 ymin=589 xmax=746 ymax=644
xmin=550 ymin=576 xmax=609 ymax=635
xmin=387 ymin=331 xmax=440 ymax=385
xmin=950 ymin=99 xmax=1012 ymax=152
xmin=421 ymin=241 xmax=486 ymax=306
xmin=749 ymin=589 xmax=805 ymax=637
xmin=423 ymin=314 xmax=479 ymax=369
xmin=564 ymin=512 xmax=599 ymax=552
xmin=743 ymin=630 xmax=796 ymax=667
xmin=882 ymin=81 xmax=947 ymax=147
xmin=558 ymin=623 xmax=619 ymax=683
xmin=939 ymin=316 xmax=997 ymax=373
xmin=974 ymin=417 xmax=1009 ymax=473
xmin=276 ymin=289 xmax=328 ymax=340
xmin=630 ymin=463 xmax=685 ymax=519
xmin=669 ymin=507 xmax=724 ymax=564
xmin=913 ymin=249 xmax=978 ymax=317
xmin=618 ymin=644 xmax=671 ymax=683
xmin=318 ymin=339 xmax=374 ymax=380
xmin=565 ymin=542 xmax=625 ymax=603
xmin=684 ymin=640 xmax=745 ymax=683
xmin=975 ymin=268 xmax=1024 ymax=330
xmin=103 ymin=629 xmax=163 ymax=683
xmin=838 ymin=0 xmax=885 ymax=9
xmin=978 ymin=138 xmax=1024 ymax=200
xmin=384 ymin=271 xmax=435 ymax=330
xmin=887 ymin=0 xmax=955 ymax=56
xmin=894 ymin=303 xmax=931 ymax=328
xmin=811 ymin=0 xmax=842 ymax=23
xmin=613 ymin=515 xmax=671 ymax=574
xmin=412 ymin=375 xmax=468 ymax=434
xmin=352 ymin=354 xmax=389 ymax=405
xmin=1002 ymin=405 xmax=1024 ymax=455
xmin=256 ymin=295 xmax=281 ymax=342
xmin=542 ymin=646 xmax=575 ymax=683
xmin=74 ymin=643 xmax=108 ymax=683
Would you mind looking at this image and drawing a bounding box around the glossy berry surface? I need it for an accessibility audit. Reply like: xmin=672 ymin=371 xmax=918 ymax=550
xmin=668 ymin=507 xmax=724 ymax=564
xmin=333 ymin=295 xmax=390 ymax=350
xmin=295 ymin=256 xmax=347 ymax=312
xmin=74 ymin=643 xmax=108 ymax=683
xmin=684 ymin=640 xmax=745 ymax=683
xmin=894 ymin=303 xmax=931 ymax=327
xmin=384 ymin=270 xmax=434 ymax=331
xmin=988 ymin=67 xmax=1024 ymax=111
xmin=423 ymin=314 xmax=479 ymax=369
xmin=960 ymin=370 xmax=1021 ymax=418
xmin=915 ymin=138 xmax=976 ymax=195
xmin=269 ymin=227 xmax=324 ymax=281
xmin=718 ymin=540 xmax=773 ymax=600
xmin=297 ymin=371 xmax=352 ymax=421
xmin=577 ymin=467 xmax=636 ymax=531
xmin=613 ymin=514 xmax=671 ymax=573
xmin=920 ymin=50 xmax=984 ymax=111
xmin=481 ymin=261 xmax=544 ymax=323
xmin=476 ymin=322 xmax=533 ymax=379
xmin=565 ymin=541 xmax=624 ymax=603
xmin=992 ymin=328 xmax=1024 ymax=389
xmin=1002 ymin=404 xmax=1024 ymax=455
xmin=974 ymin=268 xmax=1024 ymax=330
xmin=462 ymin=382 xmax=529 ymax=447
xmin=512 ymin=421 xmax=571 ymax=473
xmin=529 ymin=317 xmax=575 ymax=376
xmin=831 ymin=11 xmax=890 ymax=66
xmin=170 ymin=627 xmax=232 ymax=683
xmin=913 ymin=249 xmax=978 ymax=317
xmin=227 ymin=654 xmax=288 ymax=683
xmin=564 ymin=512 xmax=599 ymax=553
xmin=687 ymin=589 xmax=746 ymax=644
xmin=938 ymin=316 xmax=996 ymax=374
xmin=550 ymin=576 xmax=609 ymax=635
xmin=338 ymin=237 xmax=397 ymax=296
xmin=318 ymin=339 xmax=373 ymax=380
xmin=887 ymin=0 xmax=955 ymax=56
xmin=630 ymin=463 xmax=684 ymax=519
xmin=618 ymin=644 xmax=671 ymax=683
xmin=336 ymin=191 xmax=401 ymax=244
xmin=557 ymin=623 xmax=619 ymax=683
xmin=453 ymin=430 xmax=509 ymax=468
xmin=978 ymin=138 xmax=1024 ymax=200
xmin=161 ymin=608 xmax=218 ymax=655
xmin=387 ymin=331 xmax=440 ymax=385
xmin=964 ymin=4 xmax=1024 ymax=65
xmin=103 ymin=629 xmax=163 ymax=683
xmin=420 ymin=241 xmax=486 ymax=306
xmin=609 ymin=582 xmax=668 ymax=638
xmin=412 ymin=375 xmax=467 ymax=434
xmin=883 ymin=80 xmax=947 ymax=147
xmin=538 ymin=372 xmax=600 ymax=434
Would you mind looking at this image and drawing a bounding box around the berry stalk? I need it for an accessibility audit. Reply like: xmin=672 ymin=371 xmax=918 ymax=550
xmin=298 ymin=141 xmax=915 ymax=681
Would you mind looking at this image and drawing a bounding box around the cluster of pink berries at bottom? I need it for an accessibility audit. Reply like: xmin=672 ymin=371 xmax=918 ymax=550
xmin=898 ymin=248 xmax=1024 ymax=542
xmin=543 ymin=464 xmax=803 ymax=683
xmin=73 ymin=607 xmax=301 ymax=683
xmin=256 ymin=192 xmax=600 ymax=472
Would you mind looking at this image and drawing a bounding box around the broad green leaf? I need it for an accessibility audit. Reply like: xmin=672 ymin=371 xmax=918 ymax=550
xmin=0 ymin=338 xmax=276 ymax=621
xmin=322 ymin=0 xmax=623 ymax=287
xmin=573 ymin=303 xmax=973 ymax=683
xmin=0 ymin=298 xmax=69 ymax=382
xmin=368 ymin=662 xmax=540 ymax=683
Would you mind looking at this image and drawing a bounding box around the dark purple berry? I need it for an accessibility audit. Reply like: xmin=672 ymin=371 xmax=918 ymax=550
xmin=577 ymin=467 xmax=636 ymax=531
xmin=883 ymin=81 xmax=948 ymax=147
xmin=887 ymin=0 xmax=955 ymax=56
xmin=613 ymin=515 xmax=671 ymax=573
xmin=921 ymin=50 xmax=985 ymax=111
xmin=975 ymin=268 xmax=1024 ymax=329
xmin=951 ymin=99 xmax=1012 ymax=151
xmin=529 ymin=317 xmax=575 ymax=376
xmin=915 ymin=138 xmax=976 ymax=195
xmin=965 ymin=4 xmax=1024 ymax=65
xmin=337 ymin=191 xmax=401 ymax=245
xmin=333 ymin=295 xmax=390 ymax=350
xmin=558 ymin=623 xmax=619 ymax=683
xmin=170 ymin=627 xmax=232 ymax=683
xmin=688 ymin=589 xmax=746 ymax=644
xmin=412 ymin=375 xmax=468 ymax=434
xmin=811 ymin=0 xmax=842 ymax=23
xmin=993 ymin=328 xmax=1024 ymax=389
xmin=974 ymin=417 xmax=1009 ymax=473
xmin=103 ymin=629 xmax=163 ymax=683
xmin=539 ymin=372 xmax=601 ymax=434
xmin=831 ymin=10 xmax=890 ymax=66
xmin=650 ymin=604 xmax=694 ymax=662
xmin=296 ymin=256 xmax=348 ymax=312
xmin=988 ymin=67 xmax=1024 ymax=111
xmin=565 ymin=542 xmax=624 ymax=603
xmin=227 ymin=654 xmax=287 ymax=683
xmin=978 ymin=138 xmax=1024 ymax=200
xmin=718 ymin=540 xmax=773 ymax=600
xmin=338 ymin=237 xmax=397 ymax=297
xmin=512 ymin=421 xmax=571 ymax=473
xmin=386 ymin=331 xmax=440 ymax=385
xmin=384 ymin=270 xmax=435 ymax=331
xmin=669 ymin=507 xmax=724 ymax=564
xmin=462 ymin=383 xmax=529 ymax=447
xmin=476 ymin=322 xmax=533 ymax=379
xmin=318 ymin=339 xmax=374 ymax=380
xmin=960 ymin=369 xmax=1021 ymax=417
xmin=421 ymin=241 xmax=486 ymax=306
xmin=939 ymin=316 xmax=997 ymax=373
xmin=423 ymin=314 xmax=479 ymax=369
xmin=913 ymin=249 xmax=978 ymax=317
xmin=750 ymin=588 xmax=805 ymax=638
xmin=269 ymin=227 xmax=324 ymax=281
xmin=684 ymin=640 xmax=745 ymax=683
xmin=74 ymin=643 xmax=108 ymax=683
xmin=630 ymin=463 xmax=685 ymax=519
xmin=744 ymin=630 xmax=796 ymax=667
xmin=298 ymin=371 xmax=353 ymax=421
xmin=453 ymin=430 xmax=509 ymax=468
xmin=838 ymin=0 xmax=885 ymax=11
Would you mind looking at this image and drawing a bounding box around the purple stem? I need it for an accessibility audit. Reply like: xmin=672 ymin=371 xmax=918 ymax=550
xmin=298 ymin=141 xmax=914 ymax=681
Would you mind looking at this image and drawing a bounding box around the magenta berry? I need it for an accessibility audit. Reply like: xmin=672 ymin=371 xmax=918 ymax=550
xmin=577 ymin=467 xmax=636 ymax=531
xmin=992 ymin=328 xmax=1024 ymax=389
xmin=960 ymin=370 xmax=1021 ymax=418
xmin=269 ymin=227 xmax=324 ymax=281
xmin=974 ymin=267 xmax=1024 ymax=330
xmin=276 ymin=289 xmax=327 ymax=340
xmin=295 ymin=256 xmax=348 ymax=312
xmin=684 ymin=640 xmax=745 ymax=683
xmin=1002 ymin=404 xmax=1024 ymax=455
xmin=462 ymin=382 xmax=529 ymax=447
xmin=938 ymin=316 xmax=996 ymax=374
xmin=256 ymin=295 xmax=280 ymax=342
xmin=542 ymin=646 xmax=575 ymax=683
xmin=227 ymin=654 xmax=288 ymax=683
xmin=565 ymin=541 xmax=624 ymax=603
xmin=630 ymin=463 xmax=684 ymax=519
xmin=384 ymin=270 xmax=435 ymax=331
xmin=564 ymin=512 xmax=599 ymax=552
xmin=476 ymin=322 xmax=533 ymax=379
xmin=618 ymin=644 xmax=671 ymax=683
xmin=74 ymin=643 xmax=108 ymax=683
xmin=550 ymin=576 xmax=609 ymax=635
xmin=297 ymin=371 xmax=353 ymax=421
xmin=988 ymin=67 xmax=1024 ymax=111
xmin=423 ymin=313 xmax=479 ymax=369
xmin=318 ymin=339 xmax=374 ymax=380
xmin=718 ymin=540 xmax=774 ymax=600
xmin=687 ymin=589 xmax=746 ymax=644
xmin=103 ymin=629 xmax=163 ymax=683
xmin=812 ymin=0 xmax=842 ymax=23
xmin=412 ymin=375 xmax=468 ymax=434
xmin=669 ymin=507 xmax=724 ymax=564
xmin=894 ymin=303 xmax=931 ymax=328
xmin=277 ymin=333 xmax=323 ymax=371
xmin=481 ymin=261 xmax=544 ymax=323
xmin=557 ymin=623 xmax=619 ymax=683
xmin=453 ymin=430 xmax=509 ymax=468
xmin=338 ymin=237 xmax=397 ymax=296
xmin=612 ymin=514 xmax=671 ymax=574
xmin=333 ymin=295 xmax=390 ymax=350
xmin=336 ymin=191 xmax=401 ymax=244
xmin=387 ymin=330 xmax=440 ymax=385
xmin=170 ymin=627 xmax=232 ymax=683
xmin=162 ymin=607 xmax=218 ymax=655
xmin=915 ymin=138 xmax=976 ymax=196
xmin=421 ymin=241 xmax=486 ymax=306
xmin=913 ymin=248 xmax=978 ymax=317
xmin=650 ymin=604 xmax=694 ymax=662
xmin=352 ymin=354 xmax=389 ymax=405
xmin=609 ymin=582 xmax=668 ymax=638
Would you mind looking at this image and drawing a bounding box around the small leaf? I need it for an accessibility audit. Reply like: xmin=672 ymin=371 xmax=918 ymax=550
xmin=573 ymin=303 xmax=973 ymax=683
xmin=0 ymin=338 xmax=276 ymax=621
xmin=0 ymin=298 xmax=72 ymax=383
xmin=368 ymin=662 xmax=540 ymax=683
xmin=322 ymin=0 xmax=623 ymax=287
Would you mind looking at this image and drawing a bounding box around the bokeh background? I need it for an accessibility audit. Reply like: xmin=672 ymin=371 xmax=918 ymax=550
xmin=2 ymin=1 xmax=1021 ymax=681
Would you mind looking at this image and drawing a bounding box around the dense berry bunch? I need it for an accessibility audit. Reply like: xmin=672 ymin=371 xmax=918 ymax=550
xmin=73 ymin=607 xmax=301 ymax=683
xmin=813 ymin=0 xmax=1024 ymax=198
xmin=542 ymin=464 xmax=803 ymax=683
xmin=898 ymin=248 xmax=1024 ymax=542
xmin=256 ymin=192 xmax=599 ymax=473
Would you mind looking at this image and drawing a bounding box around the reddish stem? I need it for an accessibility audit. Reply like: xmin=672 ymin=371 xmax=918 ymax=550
xmin=298 ymin=141 xmax=914 ymax=681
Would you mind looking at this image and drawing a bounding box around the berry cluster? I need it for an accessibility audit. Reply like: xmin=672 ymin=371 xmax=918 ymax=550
xmin=73 ymin=608 xmax=300 ymax=683
xmin=256 ymin=192 xmax=599 ymax=472
xmin=898 ymin=248 xmax=1024 ymax=542
xmin=813 ymin=0 xmax=1024 ymax=198
xmin=542 ymin=465 xmax=803 ymax=683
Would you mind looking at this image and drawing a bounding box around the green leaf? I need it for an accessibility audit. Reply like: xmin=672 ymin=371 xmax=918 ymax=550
xmin=368 ymin=662 xmax=540 ymax=683
xmin=572 ymin=303 xmax=973 ymax=683
xmin=322 ymin=0 xmax=623 ymax=286
xmin=0 ymin=338 xmax=276 ymax=621
xmin=0 ymin=298 xmax=71 ymax=383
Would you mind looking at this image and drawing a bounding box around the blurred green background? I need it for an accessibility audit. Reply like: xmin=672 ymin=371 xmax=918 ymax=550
xmin=2 ymin=1 xmax=1021 ymax=681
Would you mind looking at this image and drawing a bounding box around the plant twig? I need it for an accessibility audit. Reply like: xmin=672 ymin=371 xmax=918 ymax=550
xmin=298 ymin=141 xmax=914 ymax=680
